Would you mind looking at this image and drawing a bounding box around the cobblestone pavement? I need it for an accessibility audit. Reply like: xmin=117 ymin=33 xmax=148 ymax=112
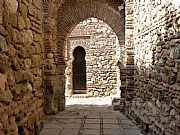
xmin=40 ymin=97 xmax=143 ymax=135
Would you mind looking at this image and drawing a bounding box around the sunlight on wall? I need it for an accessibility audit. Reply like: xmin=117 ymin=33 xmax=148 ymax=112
xmin=174 ymin=0 xmax=180 ymax=8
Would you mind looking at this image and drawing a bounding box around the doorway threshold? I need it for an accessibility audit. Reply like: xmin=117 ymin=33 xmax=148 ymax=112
xmin=71 ymin=94 xmax=88 ymax=98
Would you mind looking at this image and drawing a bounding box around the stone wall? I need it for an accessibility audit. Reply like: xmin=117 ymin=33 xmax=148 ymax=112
xmin=65 ymin=18 xmax=120 ymax=97
xmin=129 ymin=0 xmax=180 ymax=134
xmin=42 ymin=0 xmax=125 ymax=113
xmin=0 ymin=0 xmax=44 ymax=134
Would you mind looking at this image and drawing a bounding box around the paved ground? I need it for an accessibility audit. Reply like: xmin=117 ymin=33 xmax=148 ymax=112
xmin=40 ymin=97 xmax=143 ymax=135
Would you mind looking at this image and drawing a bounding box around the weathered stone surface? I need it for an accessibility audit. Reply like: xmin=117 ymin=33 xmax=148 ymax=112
xmin=31 ymin=55 xmax=41 ymax=68
xmin=15 ymin=70 xmax=31 ymax=83
xmin=0 ymin=74 xmax=6 ymax=92
xmin=5 ymin=25 xmax=14 ymax=44
xmin=28 ymin=5 xmax=37 ymax=17
xmin=19 ymin=3 xmax=28 ymax=19
xmin=132 ymin=1 xmax=180 ymax=134
xmin=0 ymin=5 xmax=3 ymax=25
xmin=0 ymin=0 xmax=43 ymax=134
xmin=4 ymin=0 xmax=18 ymax=13
xmin=32 ymin=0 xmax=42 ymax=9
xmin=170 ymin=46 xmax=180 ymax=59
xmin=11 ymin=58 xmax=21 ymax=71
xmin=0 ymin=35 xmax=8 ymax=52
xmin=177 ymin=71 xmax=180 ymax=83
xmin=17 ymin=46 xmax=28 ymax=58
xmin=13 ymin=29 xmax=24 ymax=44
xmin=9 ymin=116 xmax=18 ymax=131
xmin=24 ymin=58 xmax=32 ymax=69
xmin=0 ymin=74 xmax=13 ymax=103
xmin=1 ymin=113 xmax=8 ymax=122
xmin=13 ymin=29 xmax=33 ymax=45
xmin=0 ymin=60 xmax=7 ymax=74
xmin=7 ymin=70 xmax=15 ymax=87
xmin=9 ymin=13 xmax=18 ymax=27
xmin=8 ymin=45 xmax=16 ymax=57
xmin=24 ymin=30 xmax=33 ymax=45
xmin=11 ymin=86 xmax=25 ymax=101
xmin=47 ymin=53 xmax=53 ymax=59
xmin=0 ymin=26 xmax=8 ymax=36
xmin=18 ymin=15 xmax=26 ymax=29
xmin=27 ymin=115 xmax=34 ymax=131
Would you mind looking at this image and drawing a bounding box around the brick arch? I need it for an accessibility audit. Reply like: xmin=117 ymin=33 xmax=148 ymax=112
xmin=56 ymin=1 xmax=125 ymax=64
xmin=43 ymin=0 xmax=126 ymax=114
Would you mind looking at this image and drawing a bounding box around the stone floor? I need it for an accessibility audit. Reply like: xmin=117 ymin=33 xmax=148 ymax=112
xmin=40 ymin=97 xmax=143 ymax=135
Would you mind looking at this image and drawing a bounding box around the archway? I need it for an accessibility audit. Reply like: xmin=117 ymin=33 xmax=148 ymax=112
xmin=72 ymin=46 xmax=87 ymax=94
xmin=43 ymin=0 xmax=128 ymax=114
xmin=65 ymin=17 xmax=121 ymax=98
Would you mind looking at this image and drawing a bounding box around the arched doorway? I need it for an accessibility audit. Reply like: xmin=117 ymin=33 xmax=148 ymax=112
xmin=43 ymin=0 xmax=128 ymax=113
xmin=72 ymin=46 xmax=87 ymax=94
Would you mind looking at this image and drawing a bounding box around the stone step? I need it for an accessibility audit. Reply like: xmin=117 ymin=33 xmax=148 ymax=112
xmin=71 ymin=94 xmax=88 ymax=98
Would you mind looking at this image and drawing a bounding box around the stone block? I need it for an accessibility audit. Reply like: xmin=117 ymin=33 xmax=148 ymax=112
xmin=177 ymin=72 xmax=180 ymax=85
xmin=170 ymin=46 xmax=180 ymax=59
xmin=22 ymin=71 xmax=31 ymax=83
xmin=9 ymin=116 xmax=18 ymax=131
xmin=9 ymin=13 xmax=18 ymax=27
xmin=0 ymin=60 xmax=7 ymax=74
xmin=28 ymin=5 xmax=37 ymax=17
xmin=34 ymin=43 xmax=42 ymax=54
xmin=172 ymin=99 xmax=180 ymax=108
xmin=2 ymin=9 xmax=9 ymax=26
xmin=31 ymin=55 xmax=41 ymax=68
xmin=27 ymin=45 xmax=35 ymax=57
xmin=4 ymin=34 xmax=12 ymax=45
xmin=8 ymin=45 xmax=16 ymax=57
xmin=26 ymin=18 xmax=31 ymax=29
xmin=0 ymin=5 xmax=3 ymax=24
xmin=34 ymin=76 xmax=42 ymax=88
xmin=4 ymin=0 xmax=18 ymax=13
xmin=33 ymin=33 xmax=41 ymax=42
xmin=28 ymin=114 xmax=35 ymax=130
xmin=11 ymin=58 xmax=21 ymax=71
xmin=32 ymin=0 xmax=42 ymax=9
xmin=19 ymin=3 xmax=28 ymax=18
xmin=0 ymin=35 xmax=8 ymax=53
xmin=0 ymin=26 xmax=8 ymax=36
xmin=47 ymin=53 xmax=54 ymax=59
xmin=24 ymin=58 xmax=32 ymax=69
xmin=2 ymin=90 xmax=13 ymax=103
xmin=11 ymin=86 xmax=25 ymax=101
xmin=13 ymin=29 xmax=24 ymax=44
xmin=18 ymin=15 xmax=26 ymax=30
xmin=37 ymin=9 xmax=42 ymax=21
xmin=15 ymin=70 xmax=23 ymax=83
xmin=0 ymin=74 xmax=6 ymax=92
xmin=1 ymin=113 xmax=8 ymax=122
xmin=24 ymin=30 xmax=33 ymax=45
xmin=17 ymin=45 xmax=28 ymax=58
xmin=87 ymin=91 xmax=93 ymax=97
